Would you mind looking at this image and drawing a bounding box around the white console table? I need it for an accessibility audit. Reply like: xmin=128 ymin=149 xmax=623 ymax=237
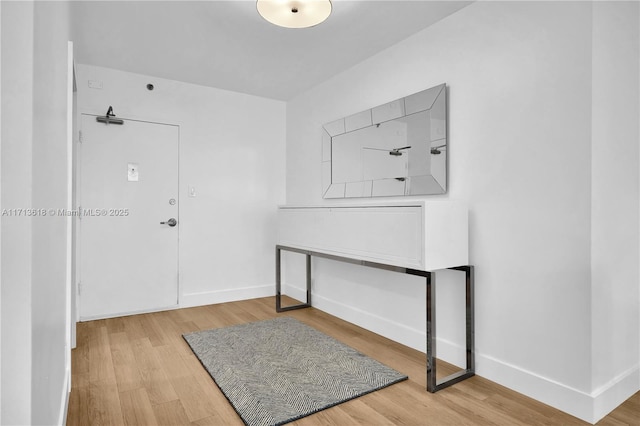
xmin=275 ymin=201 xmax=474 ymax=392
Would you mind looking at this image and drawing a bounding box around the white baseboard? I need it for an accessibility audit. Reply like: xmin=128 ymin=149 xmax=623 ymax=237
xmin=284 ymin=283 xmax=639 ymax=424
xmin=284 ymin=283 xmax=466 ymax=367
xmin=478 ymin=355 xmax=639 ymax=423
xmin=592 ymin=365 xmax=640 ymax=423
xmin=58 ymin=369 xmax=70 ymax=426
xmin=477 ymin=351 xmax=594 ymax=422
xmin=180 ymin=284 xmax=273 ymax=308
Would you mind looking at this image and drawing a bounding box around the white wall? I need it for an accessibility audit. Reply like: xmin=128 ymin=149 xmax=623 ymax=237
xmin=74 ymin=64 xmax=286 ymax=311
xmin=286 ymin=1 xmax=638 ymax=422
xmin=590 ymin=1 xmax=640 ymax=420
xmin=31 ymin=2 xmax=73 ymax=424
xmin=1 ymin=0 xmax=3 ymax=417
xmin=1 ymin=2 xmax=35 ymax=424
xmin=1 ymin=1 xmax=73 ymax=425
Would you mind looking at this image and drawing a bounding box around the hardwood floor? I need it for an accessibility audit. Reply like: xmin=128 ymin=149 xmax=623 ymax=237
xmin=67 ymin=297 xmax=639 ymax=425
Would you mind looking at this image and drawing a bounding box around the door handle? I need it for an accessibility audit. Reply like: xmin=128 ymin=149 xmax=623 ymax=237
xmin=160 ymin=218 xmax=177 ymax=227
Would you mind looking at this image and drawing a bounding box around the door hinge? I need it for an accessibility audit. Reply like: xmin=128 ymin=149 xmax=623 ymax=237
xmin=78 ymin=130 xmax=83 ymax=143
xmin=78 ymin=282 xmax=82 ymax=295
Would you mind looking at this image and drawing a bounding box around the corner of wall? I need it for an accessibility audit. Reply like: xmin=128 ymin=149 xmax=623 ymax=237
xmin=591 ymin=366 xmax=640 ymax=423
xmin=590 ymin=1 xmax=640 ymax=421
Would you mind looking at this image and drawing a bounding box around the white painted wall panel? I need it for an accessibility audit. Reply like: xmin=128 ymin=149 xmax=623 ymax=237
xmin=590 ymin=1 xmax=640 ymax=421
xmin=31 ymin=3 xmax=73 ymax=424
xmin=1 ymin=2 xmax=73 ymax=424
xmin=1 ymin=3 xmax=35 ymax=424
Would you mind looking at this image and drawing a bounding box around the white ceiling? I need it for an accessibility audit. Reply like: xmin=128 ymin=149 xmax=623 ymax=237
xmin=70 ymin=1 xmax=472 ymax=100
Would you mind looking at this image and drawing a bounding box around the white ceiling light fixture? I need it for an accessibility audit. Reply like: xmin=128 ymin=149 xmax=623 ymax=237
xmin=257 ymin=0 xmax=332 ymax=29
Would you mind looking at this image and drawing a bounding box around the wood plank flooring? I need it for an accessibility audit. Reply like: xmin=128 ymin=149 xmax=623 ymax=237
xmin=67 ymin=297 xmax=639 ymax=425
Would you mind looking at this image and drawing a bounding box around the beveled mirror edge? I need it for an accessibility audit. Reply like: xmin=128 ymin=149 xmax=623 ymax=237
xmin=322 ymin=83 xmax=447 ymax=199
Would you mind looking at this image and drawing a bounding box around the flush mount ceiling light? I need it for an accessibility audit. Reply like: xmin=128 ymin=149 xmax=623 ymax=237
xmin=257 ymin=0 xmax=332 ymax=29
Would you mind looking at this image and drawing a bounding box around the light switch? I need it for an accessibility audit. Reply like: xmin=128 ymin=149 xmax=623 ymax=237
xmin=189 ymin=186 xmax=196 ymax=197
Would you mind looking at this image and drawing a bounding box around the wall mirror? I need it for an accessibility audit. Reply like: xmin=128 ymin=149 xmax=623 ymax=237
xmin=322 ymin=83 xmax=447 ymax=198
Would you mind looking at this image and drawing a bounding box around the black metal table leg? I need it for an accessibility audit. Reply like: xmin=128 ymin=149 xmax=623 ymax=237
xmin=425 ymin=266 xmax=475 ymax=392
xmin=275 ymin=246 xmax=312 ymax=312
xmin=426 ymin=271 xmax=437 ymax=391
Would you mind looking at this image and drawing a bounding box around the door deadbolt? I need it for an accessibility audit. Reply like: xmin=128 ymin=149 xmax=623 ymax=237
xmin=160 ymin=218 xmax=177 ymax=227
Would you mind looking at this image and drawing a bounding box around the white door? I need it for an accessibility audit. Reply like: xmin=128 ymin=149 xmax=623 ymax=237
xmin=79 ymin=113 xmax=179 ymax=319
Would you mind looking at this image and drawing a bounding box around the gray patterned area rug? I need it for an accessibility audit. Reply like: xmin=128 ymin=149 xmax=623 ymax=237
xmin=183 ymin=317 xmax=408 ymax=426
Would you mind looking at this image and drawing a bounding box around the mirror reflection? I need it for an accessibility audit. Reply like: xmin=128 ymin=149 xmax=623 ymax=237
xmin=322 ymin=83 xmax=447 ymax=198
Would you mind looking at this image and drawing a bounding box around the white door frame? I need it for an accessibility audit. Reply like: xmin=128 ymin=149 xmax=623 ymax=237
xmin=62 ymin=40 xmax=75 ymax=426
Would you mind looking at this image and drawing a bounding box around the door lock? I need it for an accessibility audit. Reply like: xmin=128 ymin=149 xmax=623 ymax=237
xmin=160 ymin=218 xmax=177 ymax=227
